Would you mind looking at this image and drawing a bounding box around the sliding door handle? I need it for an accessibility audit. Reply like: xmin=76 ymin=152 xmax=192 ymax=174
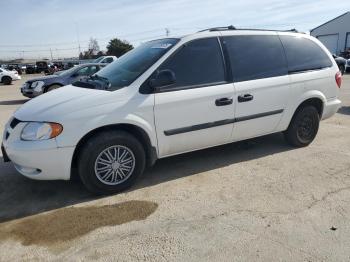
xmin=238 ymin=94 xmax=254 ymax=103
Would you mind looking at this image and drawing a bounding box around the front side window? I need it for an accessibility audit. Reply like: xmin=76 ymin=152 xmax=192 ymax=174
xmin=279 ymin=35 xmax=332 ymax=73
xmin=95 ymin=38 xmax=179 ymax=90
xmin=158 ymin=38 xmax=226 ymax=89
xmin=224 ymin=35 xmax=288 ymax=82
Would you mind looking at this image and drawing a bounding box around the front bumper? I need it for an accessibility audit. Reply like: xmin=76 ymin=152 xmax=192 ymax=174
xmin=2 ymin=120 xmax=74 ymax=180
xmin=21 ymin=86 xmax=43 ymax=98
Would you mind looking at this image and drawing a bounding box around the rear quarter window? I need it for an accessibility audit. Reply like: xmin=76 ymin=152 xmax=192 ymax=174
xmin=279 ymin=35 xmax=333 ymax=73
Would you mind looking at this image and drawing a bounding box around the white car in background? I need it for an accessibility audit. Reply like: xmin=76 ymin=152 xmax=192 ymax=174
xmin=93 ymin=56 xmax=117 ymax=64
xmin=0 ymin=68 xmax=21 ymax=85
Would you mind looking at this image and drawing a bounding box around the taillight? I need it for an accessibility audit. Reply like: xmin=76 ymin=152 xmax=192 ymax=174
xmin=335 ymin=71 xmax=342 ymax=88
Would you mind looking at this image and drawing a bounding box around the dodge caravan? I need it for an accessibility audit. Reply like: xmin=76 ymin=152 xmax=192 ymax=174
xmin=1 ymin=27 xmax=342 ymax=194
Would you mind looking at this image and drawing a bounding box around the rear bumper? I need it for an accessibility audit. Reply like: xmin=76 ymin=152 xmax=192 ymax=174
xmin=322 ymin=98 xmax=341 ymax=120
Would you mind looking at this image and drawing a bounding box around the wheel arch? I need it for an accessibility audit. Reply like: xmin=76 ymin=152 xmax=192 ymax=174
xmin=44 ymin=83 xmax=63 ymax=92
xmin=70 ymin=123 xmax=157 ymax=180
xmin=278 ymin=91 xmax=326 ymax=132
xmin=294 ymin=97 xmax=324 ymax=117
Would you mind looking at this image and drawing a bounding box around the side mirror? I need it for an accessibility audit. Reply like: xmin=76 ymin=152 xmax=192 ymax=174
xmin=149 ymin=69 xmax=176 ymax=90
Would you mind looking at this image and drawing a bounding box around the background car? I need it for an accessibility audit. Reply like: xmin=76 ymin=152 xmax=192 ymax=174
xmin=345 ymin=59 xmax=350 ymax=73
xmin=93 ymin=56 xmax=117 ymax=64
xmin=25 ymin=64 xmax=36 ymax=74
xmin=0 ymin=68 xmax=21 ymax=85
xmin=21 ymin=63 xmax=105 ymax=97
xmin=5 ymin=64 xmax=23 ymax=75
xmin=333 ymin=54 xmax=346 ymax=74
xmin=35 ymin=61 xmax=49 ymax=73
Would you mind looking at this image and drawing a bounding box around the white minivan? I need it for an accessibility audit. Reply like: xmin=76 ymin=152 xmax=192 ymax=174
xmin=2 ymin=27 xmax=342 ymax=194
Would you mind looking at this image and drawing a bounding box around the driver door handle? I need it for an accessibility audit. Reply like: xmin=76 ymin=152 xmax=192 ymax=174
xmin=215 ymin=97 xmax=233 ymax=106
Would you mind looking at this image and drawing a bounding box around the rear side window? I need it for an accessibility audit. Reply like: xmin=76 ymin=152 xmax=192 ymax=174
xmin=104 ymin=57 xmax=113 ymax=63
xmin=158 ymin=38 xmax=226 ymax=89
xmin=279 ymin=35 xmax=332 ymax=73
xmin=223 ymin=35 xmax=288 ymax=82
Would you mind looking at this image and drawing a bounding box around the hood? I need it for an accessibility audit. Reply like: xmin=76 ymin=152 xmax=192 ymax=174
xmin=14 ymin=85 xmax=123 ymax=122
xmin=26 ymin=74 xmax=59 ymax=83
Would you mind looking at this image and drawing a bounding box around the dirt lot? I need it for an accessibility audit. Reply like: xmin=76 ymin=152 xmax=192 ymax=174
xmin=0 ymin=74 xmax=350 ymax=261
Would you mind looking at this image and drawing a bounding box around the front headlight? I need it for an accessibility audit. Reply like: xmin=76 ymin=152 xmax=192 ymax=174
xmin=31 ymin=81 xmax=45 ymax=91
xmin=21 ymin=122 xmax=63 ymax=141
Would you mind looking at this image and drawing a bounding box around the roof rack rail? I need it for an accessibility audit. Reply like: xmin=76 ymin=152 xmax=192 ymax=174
xmin=198 ymin=25 xmax=236 ymax=32
xmin=198 ymin=26 xmax=298 ymax=33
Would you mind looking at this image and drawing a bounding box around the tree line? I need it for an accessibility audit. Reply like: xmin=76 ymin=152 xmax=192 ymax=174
xmin=79 ymin=37 xmax=134 ymax=60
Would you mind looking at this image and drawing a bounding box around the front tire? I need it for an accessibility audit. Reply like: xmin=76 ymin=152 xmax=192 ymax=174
xmin=78 ymin=131 xmax=146 ymax=195
xmin=284 ymin=106 xmax=320 ymax=147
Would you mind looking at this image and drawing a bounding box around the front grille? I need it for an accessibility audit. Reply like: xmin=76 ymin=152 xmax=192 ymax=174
xmin=10 ymin=118 xmax=21 ymax=129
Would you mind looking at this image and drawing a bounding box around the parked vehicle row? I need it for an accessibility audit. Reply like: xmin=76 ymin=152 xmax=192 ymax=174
xmin=21 ymin=63 xmax=106 ymax=97
xmin=1 ymin=56 xmax=116 ymax=76
xmin=2 ymin=28 xmax=342 ymax=195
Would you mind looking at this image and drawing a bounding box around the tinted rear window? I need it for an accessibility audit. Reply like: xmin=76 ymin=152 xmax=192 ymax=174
xmin=223 ymin=35 xmax=288 ymax=82
xmin=279 ymin=35 xmax=332 ymax=73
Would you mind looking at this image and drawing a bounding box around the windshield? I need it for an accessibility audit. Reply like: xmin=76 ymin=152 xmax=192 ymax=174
xmin=95 ymin=38 xmax=179 ymax=90
xmin=93 ymin=57 xmax=105 ymax=63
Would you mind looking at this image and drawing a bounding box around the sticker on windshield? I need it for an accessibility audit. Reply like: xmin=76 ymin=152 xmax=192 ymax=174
xmin=151 ymin=43 xmax=173 ymax=49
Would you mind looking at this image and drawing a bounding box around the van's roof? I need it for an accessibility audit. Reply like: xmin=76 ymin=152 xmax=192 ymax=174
xmin=197 ymin=26 xmax=299 ymax=33
xmin=148 ymin=27 xmax=307 ymax=45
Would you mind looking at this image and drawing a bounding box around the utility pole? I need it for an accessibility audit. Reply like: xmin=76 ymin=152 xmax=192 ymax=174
xmin=50 ymin=48 xmax=53 ymax=60
xmin=75 ymin=22 xmax=81 ymax=58
xmin=165 ymin=28 xmax=170 ymax=37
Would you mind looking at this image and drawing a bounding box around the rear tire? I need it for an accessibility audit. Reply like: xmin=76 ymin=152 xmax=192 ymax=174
xmin=78 ymin=131 xmax=146 ymax=195
xmin=2 ymin=76 xmax=12 ymax=85
xmin=284 ymin=106 xmax=320 ymax=147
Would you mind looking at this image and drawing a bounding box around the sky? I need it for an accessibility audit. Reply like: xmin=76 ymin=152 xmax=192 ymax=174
xmin=0 ymin=0 xmax=349 ymax=60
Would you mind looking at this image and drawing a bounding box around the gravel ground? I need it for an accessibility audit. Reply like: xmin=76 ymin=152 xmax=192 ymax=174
xmin=0 ymin=73 xmax=350 ymax=261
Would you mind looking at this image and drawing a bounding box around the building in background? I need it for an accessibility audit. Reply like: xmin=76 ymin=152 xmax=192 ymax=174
xmin=310 ymin=12 xmax=350 ymax=55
